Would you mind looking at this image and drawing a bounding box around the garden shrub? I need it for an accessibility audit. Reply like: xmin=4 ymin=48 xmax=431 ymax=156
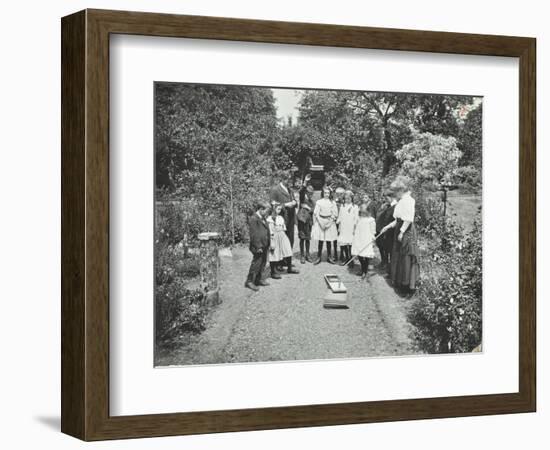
xmin=409 ymin=217 xmax=482 ymax=353
xmin=455 ymin=165 xmax=482 ymax=193
xmin=161 ymin=152 xmax=281 ymax=247
xmin=414 ymin=190 xmax=445 ymax=235
xmin=155 ymin=215 xmax=207 ymax=342
xmin=156 ymin=201 xmax=193 ymax=246
xmin=155 ymin=279 xmax=207 ymax=341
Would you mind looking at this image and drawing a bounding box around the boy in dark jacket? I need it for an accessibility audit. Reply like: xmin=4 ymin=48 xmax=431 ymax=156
xmin=245 ymin=200 xmax=271 ymax=291
xmin=376 ymin=189 xmax=397 ymax=271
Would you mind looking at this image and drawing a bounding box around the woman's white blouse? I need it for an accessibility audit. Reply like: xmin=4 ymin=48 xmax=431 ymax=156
xmin=393 ymin=191 xmax=415 ymax=222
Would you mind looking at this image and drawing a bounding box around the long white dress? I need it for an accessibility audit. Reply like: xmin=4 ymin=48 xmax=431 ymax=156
xmin=267 ymin=215 xmax=293 ymax=262
xmin=351 ymin=216 xmax=376 ymax=257
xmin=337 ymin=203 xmax=358 ymax=245
xmin=311 ymin=197 xmax=338 ymax=242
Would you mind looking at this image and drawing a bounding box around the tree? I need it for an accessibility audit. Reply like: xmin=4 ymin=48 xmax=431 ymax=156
xmin=395 ymin=132 xmax=463 ymax=216
xmin=155 ymin=83 xmax=282 ymax=244
xmin=155 ymin=83 xmax=280 ymax=190
xmin=346 ymin=92 xmax=413 ymax=176
xmin=345 ymin=93 xmax=475 ymax=176
xmin=291 ymin=90 xmax=478 ymax=182
xmin=395 ymin=132 xmax=462 ymax=190
xmin=411 ymin=94 xmax=474 ymax=137
xmin=458 ymin=103 xmax=482 ymax=169
xmin=293 ymin=90 xmax=362 ymax=172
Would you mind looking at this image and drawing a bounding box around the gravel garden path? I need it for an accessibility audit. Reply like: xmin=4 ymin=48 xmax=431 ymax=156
xmin=155 ymin=246 xmax=419 ymax=366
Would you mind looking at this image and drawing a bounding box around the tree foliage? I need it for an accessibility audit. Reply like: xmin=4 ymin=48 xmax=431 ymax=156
xmin=458 ymin=103 xmax=482 ymax=169
xmin=156 ymin=83 xmax=286 ymax=244
xmin=155 ymin=84 xmax=482 ymax=245
xmin=411 ymin=94 xmax=474 ymax=137
xmin=155 ymin=83 xmax=281 ymax=189
xmin=395 ymin=132 xmax=462 ymax=190
xmin=290 ymin=91 xmax=479 ymax=182
xmin=285 ymin=90 xmax=361 ymax=172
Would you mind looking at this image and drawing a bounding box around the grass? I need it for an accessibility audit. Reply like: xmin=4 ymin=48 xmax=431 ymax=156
xmin=445 ymin=192 xmax=481 ymax=231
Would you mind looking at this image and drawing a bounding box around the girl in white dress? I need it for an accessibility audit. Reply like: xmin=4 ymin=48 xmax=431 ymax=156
xmin=267 ymin=202 xmax=299 ymax=279
xmin=311 ymin=186 xmax=339 ymax=264
xmin=351 ymin=203 xmax=376 ymax=278
xmin=337 ymin=190 xmax=358 ymax=265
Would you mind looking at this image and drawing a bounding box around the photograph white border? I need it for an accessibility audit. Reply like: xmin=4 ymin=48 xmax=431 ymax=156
xmin=109 ymin=35 xmax=519 ymax=416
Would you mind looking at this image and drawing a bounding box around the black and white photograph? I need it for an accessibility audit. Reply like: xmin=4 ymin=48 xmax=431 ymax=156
xmin=3 ymin=0 xmax=544 ymax=445
xmin=154 ymin=82 xmax=483 ymax=366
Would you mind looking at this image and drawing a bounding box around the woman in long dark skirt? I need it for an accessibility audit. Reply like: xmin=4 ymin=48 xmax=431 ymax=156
xmin=381 ymin=176 xmax=420 ymax=295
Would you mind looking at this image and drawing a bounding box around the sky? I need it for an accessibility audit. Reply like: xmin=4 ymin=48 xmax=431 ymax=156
xmin=272 ymin=88 xmax=302 ymax=123
xmin=272 ymin=88 xmax=481 ymax=124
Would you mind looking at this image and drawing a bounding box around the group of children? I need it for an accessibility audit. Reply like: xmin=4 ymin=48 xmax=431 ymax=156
xmin=246 ymin=175 xmax=419 ymax=297
xmin=309 ymin=185 xmax=378 ymax=279
xmin=245 ymin=180 xmax=387 ymax=292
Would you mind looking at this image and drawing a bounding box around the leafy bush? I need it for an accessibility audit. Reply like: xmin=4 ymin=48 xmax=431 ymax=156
xmin=409 ymin=217 xmax=482 ymax=353
xmin=155 ymin=279 xmax=207 ymax=340
xmin=395 ymin=132 xmax=462 ymax=190
xmin=156 ymin=201 xmax=193 ymax=246
xmin=455 ymin=165 xmax=482 ymax=192
xmin=168 ymin=154 xmax=278 ymax=246
xmin=155 ymin=213 xmax=207 ymax=342
xmin=414 ymin=191 xmax=445 ymax=235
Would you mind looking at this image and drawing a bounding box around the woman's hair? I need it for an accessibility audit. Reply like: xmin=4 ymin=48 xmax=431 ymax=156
xmin=390 ymin=175 xmax=411 ymax=194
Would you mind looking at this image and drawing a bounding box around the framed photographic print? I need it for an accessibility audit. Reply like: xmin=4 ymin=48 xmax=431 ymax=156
xmin=61 ymin=9 xmax=536 ymax=440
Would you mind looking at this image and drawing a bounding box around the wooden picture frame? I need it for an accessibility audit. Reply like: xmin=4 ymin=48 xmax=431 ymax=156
xmin=61 ymin=9 xmax=536 ymax=441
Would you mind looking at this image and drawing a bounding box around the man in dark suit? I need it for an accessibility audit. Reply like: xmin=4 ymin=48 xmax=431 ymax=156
xmin=270 ymin=173 xmax=298 ymax=250
xmin=245 ymin=200 xmax=271 ymax=292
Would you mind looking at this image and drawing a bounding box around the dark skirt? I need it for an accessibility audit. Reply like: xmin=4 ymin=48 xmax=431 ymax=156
xmin=298 ymin=219 xmax=312 ymax=240
xmin=390 ymin=220 xmax=420 ymax=290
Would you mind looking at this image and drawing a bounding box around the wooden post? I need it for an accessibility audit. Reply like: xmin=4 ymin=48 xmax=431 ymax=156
xmin=229 ymin=174 xmax=235 ymax=248
xmin=198 ymin=232 xmax=221 ymax=305
xmin=182 ymin=232 xmax=189 ymax=258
